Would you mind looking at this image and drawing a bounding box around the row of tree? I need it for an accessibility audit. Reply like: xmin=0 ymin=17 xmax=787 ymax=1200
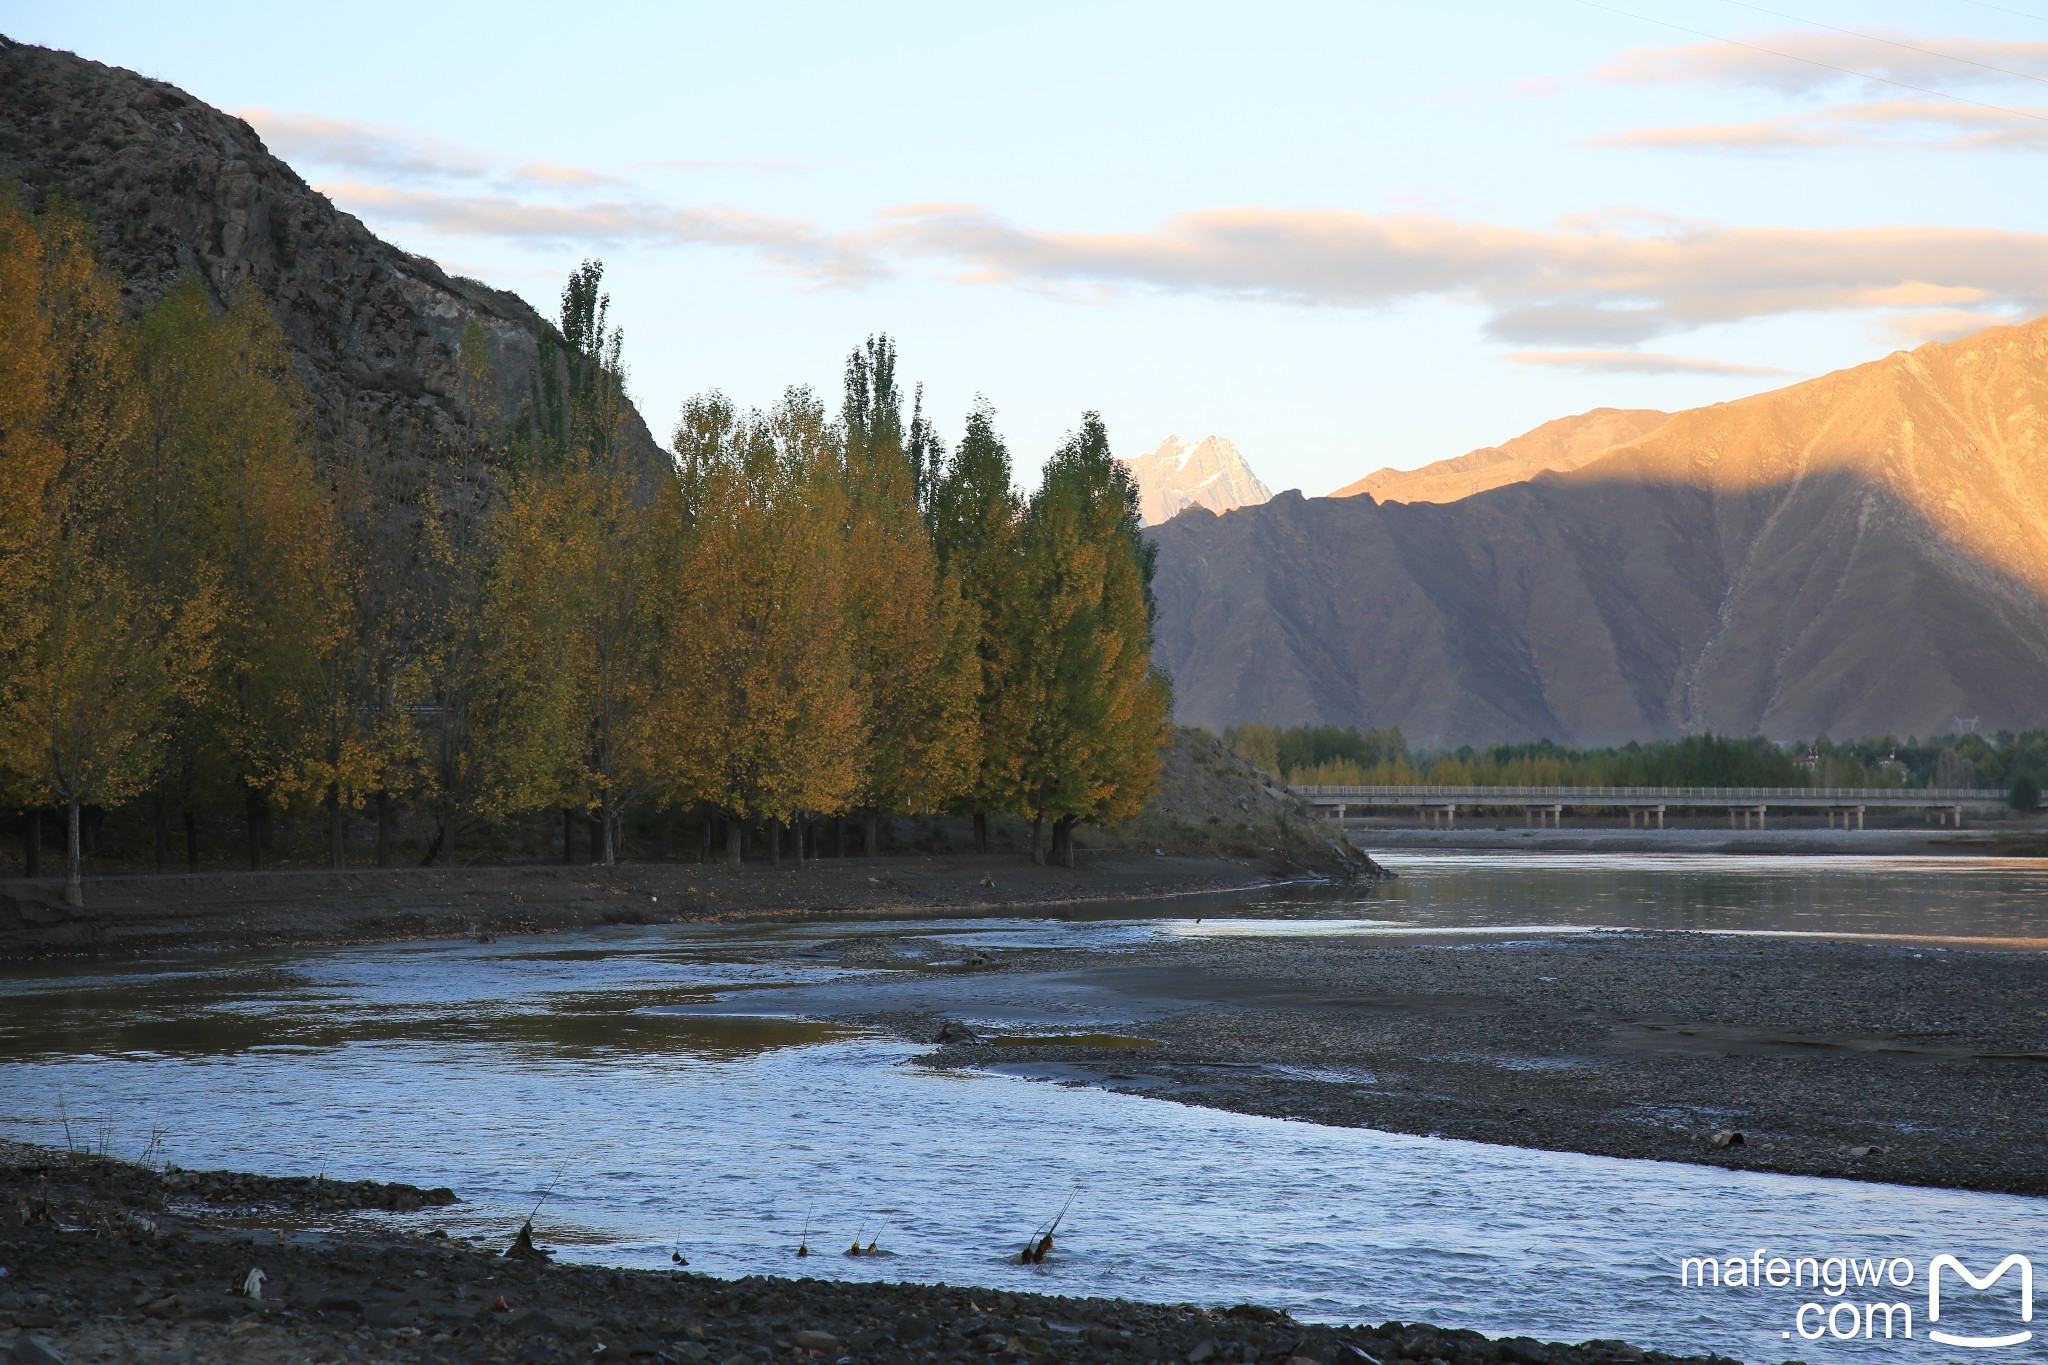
xmin=0 ymin=192 xmax=1171 ymax=902
xmin=1226 ymin=724 xmax=2045 ymax=804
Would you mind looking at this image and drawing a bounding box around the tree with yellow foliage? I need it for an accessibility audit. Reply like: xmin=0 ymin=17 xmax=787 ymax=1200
xmin=479 ymin=263 xmax=669 ymax=865
xmin=666 ymin=387 xmax=865 ymax=865
xmin=839 ymin=337 xmax=978 ymax=852
xmin=126 ymin=278 xmax=348 ymax=870
xmin=0 ymin=194 xmax=215 ymax=903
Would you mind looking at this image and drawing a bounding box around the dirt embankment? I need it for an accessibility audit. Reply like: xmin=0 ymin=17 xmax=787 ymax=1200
xmin=0 ymin=1141 xmax=1726 ymax=1365
xmin=0 ymin=852 xmax=1317 ymax=962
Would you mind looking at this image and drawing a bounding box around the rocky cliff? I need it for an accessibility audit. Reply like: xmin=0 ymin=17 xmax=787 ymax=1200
xmin=1151 ymin=318 xmax=2048 ymax=745
xmin=1123 ymin=435 xmax=1273 ymax=526
xmin=0 ymin=36 xmax=664 ymax=475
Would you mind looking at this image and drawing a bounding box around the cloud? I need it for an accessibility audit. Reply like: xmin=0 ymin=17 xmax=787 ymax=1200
xmin=239 ymin=108 xmax=493 ymax=182
xmin=242 ymin=109 xmax=643 ymax=191
xmin=1506 ymin=349 xmax=1800 ymax=377
xmin=317 ymin=182 xmax=881 ymax=282
xmin=1876 ymin=308 xmax=2024 ymax=345
xmin=869 ymin=205 xmax=2048 ymax=343
xmin=632 ymin=158 xmax=803 ymax=173
xmin=514 ymin=162 xmax=629 ymax=187
xmin=323 ymin=184 xmax=2048 ymax=343
xmin=1588 ymin=98 xmax=2048 ymax=152
xmin=1590 ymin=32 xmax=2048 ymax=96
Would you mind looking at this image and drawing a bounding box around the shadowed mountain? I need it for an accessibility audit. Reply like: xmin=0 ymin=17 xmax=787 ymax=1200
xmin=0 ymin=36 xmax=665 ymax=475
xmin=1152 ymin=318 xmax=2048 ymax=745
xmin=1332 ymin=407 xmax=1669 ymax=504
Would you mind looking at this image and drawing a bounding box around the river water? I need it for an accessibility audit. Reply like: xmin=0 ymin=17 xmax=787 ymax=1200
xmin=5 ymin=854 xmax=2045 ymax=1362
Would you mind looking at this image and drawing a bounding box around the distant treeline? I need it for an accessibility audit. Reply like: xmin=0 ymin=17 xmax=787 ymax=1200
xmin=1223 ymin=723 xmax=2047 ymax=805
xmin=0 ymin=193 xmax=1169 ymax=902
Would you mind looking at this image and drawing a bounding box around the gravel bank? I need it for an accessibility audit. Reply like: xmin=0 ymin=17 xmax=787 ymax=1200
xmin=904 ymin=930 xmax=2048 ymax=1197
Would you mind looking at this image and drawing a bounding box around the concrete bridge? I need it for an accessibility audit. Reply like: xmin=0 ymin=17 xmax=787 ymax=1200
xmin=1295 ymin=785 xmax=2011 ymax=830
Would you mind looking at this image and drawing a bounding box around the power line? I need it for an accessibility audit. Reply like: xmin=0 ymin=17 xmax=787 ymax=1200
xmin=1953 ymin=0 xmax=2048 ymax=26
xmin=1573 ymin=0 xmax=2048 ymax=126
xmin=1717 ymin=0 xmax=2048 ymax=86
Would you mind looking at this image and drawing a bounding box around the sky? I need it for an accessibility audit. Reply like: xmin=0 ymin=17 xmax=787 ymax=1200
xmin=8 ymin=1 xmax=2048 ymax=494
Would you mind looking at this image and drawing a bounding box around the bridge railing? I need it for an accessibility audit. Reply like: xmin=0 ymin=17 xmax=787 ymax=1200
xmin=1294 ymin=784 xmax=2005 ymax=801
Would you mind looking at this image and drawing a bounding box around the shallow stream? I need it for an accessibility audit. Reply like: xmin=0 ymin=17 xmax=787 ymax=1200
xmin=5 ymin=854 xmax=2045 ymax=1361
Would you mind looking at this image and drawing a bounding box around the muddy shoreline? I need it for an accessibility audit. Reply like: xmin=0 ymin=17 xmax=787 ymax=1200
xmin=898 ymin=929 xmax=2048 ymax=1198
xmin=1 ymin=1141 xmax=1721 ymax=1364
xmin=0 ymin=851 xmax=1337 ymax=963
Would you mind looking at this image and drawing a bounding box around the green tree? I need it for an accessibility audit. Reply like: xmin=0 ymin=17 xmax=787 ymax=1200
xmin=929 ymin=399 xmax=1024 ymax=852
xmin=1004 ymin=413 xmax=1172 ymax=865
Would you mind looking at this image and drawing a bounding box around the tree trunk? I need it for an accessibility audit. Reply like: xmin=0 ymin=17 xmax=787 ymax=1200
xmin=375 ymin=790 xmax=393 ymax=869
xmin=768 ymin=817 xmax=783 ymax=867
xmin=328 ymin=784 xmax=346 ymax=870
xmin=1053 ymin=815 xmax=1078 ymax=869
xmin=561 ymin=807 xmax=576 ymax=865
xmin=724 ymin=815 xmax=742 ymax=869
xmin=1030 ymin=815 xmax=1045 ymax=865
xmin=863 ymin=813 xmax=880 ymax=858
xmin=599 ymin=796 xmax=617 ymax=867
xmin=245 ymin=790 xmax=264 ymax=871
xmin=24 ymin=807 xmax=41 ymax=878
xmin=153 ymin=790 xmax=170 ymax=874
xmin=64 ymin=798 xmax=83 ymax=907
xmin=973 ymin=811 xmax=989 ymax=855
xmin=833 ymin=816 xmax=845 ymax=858
xmin=183 ymin=810 xmax=199 ymax=873
xmin=701 ymin=808 xmax=713 ymax=864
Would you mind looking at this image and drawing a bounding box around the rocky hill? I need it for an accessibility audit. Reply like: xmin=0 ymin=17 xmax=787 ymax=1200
xmin=1123 ymin=434 xmax=1272 ymax=526
xmin=1332 ymin=407 xmax=1669 ymax=504
xmin=0 ymin=36 xmax=664 ymax=477
xmin=1151 ymin=317 xmax=2048 ymax=746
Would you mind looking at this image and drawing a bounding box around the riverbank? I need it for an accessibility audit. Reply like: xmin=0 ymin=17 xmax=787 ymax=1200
xmin=0 ymin=850 xmax=1364 ymax=962
xmin=1 ymin=1140 xmax=1720 ymax=1365
xmin=869 ymin=929 xmax=2048 ymax=1197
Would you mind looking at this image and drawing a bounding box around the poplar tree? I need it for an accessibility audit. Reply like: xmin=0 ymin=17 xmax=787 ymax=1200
xmin=127 ymin=282 xmax=345 ymax=869
xmin=0 ymin=196 xmax=215 ymax=903
xmin=1008 ymin=413 xmax=1172 ymax=865
xmin=666 ymin=388 xmax=864 ymax=864
xmin=928 ymin=399 xmax=1024 ymax=852
xmin=839 ymin=337 xmax=978 ymax=852
xmin=481 ymin=262 xmax=666 ymax=865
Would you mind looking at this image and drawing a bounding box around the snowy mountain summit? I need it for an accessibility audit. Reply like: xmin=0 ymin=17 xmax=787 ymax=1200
xmin=1123 ymin=435 xmax=1274 ymax=527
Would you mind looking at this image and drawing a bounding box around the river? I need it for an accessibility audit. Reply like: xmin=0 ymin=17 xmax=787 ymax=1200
xmin=5 ymin=853 xmax=2045 ymax=1361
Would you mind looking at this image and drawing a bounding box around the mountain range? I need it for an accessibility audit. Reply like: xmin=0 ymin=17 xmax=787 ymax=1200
xmin=1122 ymin=435 xmax=1272 ymax=526
xmin=1150 ymin=318 xmax=2048 ymax=746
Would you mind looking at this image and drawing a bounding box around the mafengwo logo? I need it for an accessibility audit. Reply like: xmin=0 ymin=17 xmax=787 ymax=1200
xmin=1678 ymin=1250 xmax=2034 ymax=1346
